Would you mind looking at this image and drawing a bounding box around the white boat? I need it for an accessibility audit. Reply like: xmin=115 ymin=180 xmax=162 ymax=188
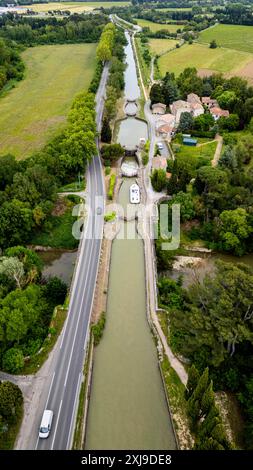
xmin=129 ymin=183 xmax=140 ymax=204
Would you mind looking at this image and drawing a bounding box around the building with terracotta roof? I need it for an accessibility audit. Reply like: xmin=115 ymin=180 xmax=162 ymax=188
xmin=210 ymin=107 xmax=230 ymax=120
xmin=151 ymin=103 xmax=166 ymax=115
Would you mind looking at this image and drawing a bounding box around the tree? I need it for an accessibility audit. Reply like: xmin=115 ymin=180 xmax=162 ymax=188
xmin=0 ymin=257 xmax=24 ymax=289
xmin=101 ymin=143 xmax=124 ymax=162
xmin=0 ymin=154 xmax=19 ymax=191
xmin=219 ymin=208 xmax=252 ymax=255
xmin=170 ymin=261 xmax=253 ymax=366
xmin=209 ymin=40 xmax=217 ymax=49
xmin=101 ymin=117 xmax=112 ymax=143
xmin=151 ymin=169 xmax=167 ymax=192
xmin=150 ymin=83 xmax=164 ymax=105
xmin=178 ymin=112 xmax=194 ymax=133
xmin=0 ymin=381 xmax=23 ymax=421
xmin=218 ymin=146 xmax=237 ymax=171
xmin=2 ymin=348 xmax=24 ymax=374
xmin=0 ymin=200 xmax=34 ymax=249
xmin=0 ymin=284 xmax=44 ymax=346
xmin=4 ymin=246 xmax=43 ymax=284
xmin=216 ymin=90 xmax=237 ymax=111
xmin=44 ymin=277 xmax=67 ymax=307
xmin=162 ymin=73 xmax=180 ymax=105
xmin=186 ymin=364 xmax=200 ymax=399
xmin=177 ymin=68 xmax=203 ymax=98
xmin=168 ymin=191 xmax=195 ymax=222
xmin=218 ymin=114 xmax=239 ymax=131
xmin=194 ymin=113 xmax=214 ymax=132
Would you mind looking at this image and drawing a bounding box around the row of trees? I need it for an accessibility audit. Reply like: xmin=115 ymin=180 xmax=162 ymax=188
xmin=0 ymin=13 xmax=108 ymax=45
xmin=186 ymin=367 xmax=231 ymax=450
xmin=157 ymin=261 xmax=253 ymax=448
xmin=0 ymin=91 xmax=97 ymax=249
xmin=101 ymin=27 xmax=127 ymax=145
xmin=0 ymin=37 xmax=24 ymax=92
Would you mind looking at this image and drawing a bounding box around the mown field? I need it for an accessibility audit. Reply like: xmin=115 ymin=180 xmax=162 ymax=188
xmin=135 ymin=18 xmax=182 ymax=33
xmin=22 ymin=1 xmax=130 ymax=13
xmin=149 ymin=38 xmax=178 ymax=56
xmin=199 ymin=24 xmax=253 ymax=54
xmin=158 ymin=42 xmax=253 ymax=78
xmin=0 ymin=43 xmax=96 ymax=159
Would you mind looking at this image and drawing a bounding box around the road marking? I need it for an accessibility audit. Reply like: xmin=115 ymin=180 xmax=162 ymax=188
xmin=66 ymin=372 xmax=82 ymax=450
xmin=60 ymin=171 xmax=92 ymax=351
xmin=35 ymin=436 xmax=39 ymax=450
xmin=45 ymin=371 xmax=55 ymax=410
xmin=63 ymin=237 xmax=95 ymax=388
xmin=50 ymin=399 xmax=63 ymax=450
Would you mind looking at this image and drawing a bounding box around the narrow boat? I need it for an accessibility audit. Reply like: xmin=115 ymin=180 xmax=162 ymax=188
xmin=129 ymin=183 xmax=140 ymax=204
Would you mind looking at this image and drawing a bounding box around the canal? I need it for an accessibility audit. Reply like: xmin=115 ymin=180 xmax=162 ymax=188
xmin=85 ymin=31 xmax=176 ymax=449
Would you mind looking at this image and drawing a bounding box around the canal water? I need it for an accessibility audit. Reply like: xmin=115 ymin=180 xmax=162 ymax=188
xmin=85 ymin=31 xmax=176 ymax=449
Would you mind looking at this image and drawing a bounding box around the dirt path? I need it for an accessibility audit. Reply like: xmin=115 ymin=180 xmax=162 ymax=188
xmin=212 ymin=134 xmax=223 ymax=166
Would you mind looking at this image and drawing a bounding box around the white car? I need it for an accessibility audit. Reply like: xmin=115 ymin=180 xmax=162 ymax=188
xmin=39 ymin=410 xmax=53 ymax=439
xmin=157 ymin=142 xmax=164 ymax=150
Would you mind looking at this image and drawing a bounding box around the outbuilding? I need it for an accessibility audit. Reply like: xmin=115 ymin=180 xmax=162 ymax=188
xmin=183 ymin=137 xmax=198 ymax=146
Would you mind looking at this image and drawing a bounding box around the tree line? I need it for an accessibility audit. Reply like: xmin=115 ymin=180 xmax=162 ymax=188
xmin=0 ymin=37 xmax=24 ymax=93
xmin=0 ymin=12 xmax=108 ymax=45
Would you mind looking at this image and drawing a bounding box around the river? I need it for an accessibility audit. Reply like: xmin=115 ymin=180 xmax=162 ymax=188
xmin=85 ymin=31 xmax=176 ymax=450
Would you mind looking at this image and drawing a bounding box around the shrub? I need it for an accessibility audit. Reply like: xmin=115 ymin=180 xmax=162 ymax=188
xmin=108 ymin=174 xmax=116 ymax=200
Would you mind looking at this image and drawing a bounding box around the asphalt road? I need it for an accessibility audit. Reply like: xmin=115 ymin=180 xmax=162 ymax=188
xmin=35 ymin=63 xmax=109 ymax=450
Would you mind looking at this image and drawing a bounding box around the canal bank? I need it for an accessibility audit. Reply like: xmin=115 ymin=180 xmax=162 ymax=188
xmin=85 ymin=30 xmax=177 ymax=450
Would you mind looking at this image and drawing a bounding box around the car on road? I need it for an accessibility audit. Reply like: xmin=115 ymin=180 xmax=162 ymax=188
xmin=39 ymin=410 xmax=53 ymax=439
xmin=96 ymin=207 xmax=103 ymax=215
xmin=157 ymin=142 xmax=164 ymax=150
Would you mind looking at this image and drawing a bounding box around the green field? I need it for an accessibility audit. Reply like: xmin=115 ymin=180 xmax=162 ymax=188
xmin=199 ymin=24 xmax=253 ymax=54
xmin=135 ymin=18 xmax=182 ymax=33
xmin=0 ymin=43 xmax=96 ymax=159
xmin=173 ymin=139 xmax=217 ymax=162
xmin=22 ymin=2 xmax=130 ymax=13
xmin=158 ymin=42 xmax=253 ymax=77
xmin=149 ymin=38 xmax=178 ymax=56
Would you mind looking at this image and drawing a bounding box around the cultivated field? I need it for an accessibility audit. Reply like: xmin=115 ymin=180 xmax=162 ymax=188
xmin=158 ymin=42 xmax=253 ymax=78
xmin=149 ymin=38 xmax=178 ymax=56
xmin=135 ymin=18 xmax=182 ymax=33
xmin=199 ymin=24 xmax=253 ymax=54
xmin=0 ymin=44 xmax=96 ymax=159
xmin=22 ymin=1 xmax=129 ymax=13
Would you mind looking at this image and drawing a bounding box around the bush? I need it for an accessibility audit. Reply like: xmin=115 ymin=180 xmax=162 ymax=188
xmin=108 ymin=174 xmax=116 ymax=200
xmin=92 ymin=312 xmax=106 ymax=346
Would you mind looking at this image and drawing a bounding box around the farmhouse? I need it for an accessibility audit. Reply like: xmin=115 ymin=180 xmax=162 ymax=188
xmin=210 ymin=106 xmax=230 ymax=121
xmin=170 ymin=95 xmax=204 ymax=124
xmin=152 ymin=103 xmax=166 ymax=115
xmin=156 ymin=124 xmax=176 ymax=140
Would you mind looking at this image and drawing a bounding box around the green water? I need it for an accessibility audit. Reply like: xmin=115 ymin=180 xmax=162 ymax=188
xmin=85 ymin=180 xmax=176 ymax=450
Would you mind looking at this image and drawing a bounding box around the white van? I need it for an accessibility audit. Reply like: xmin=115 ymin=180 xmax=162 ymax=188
xmin=39 ymin=410 xmax=53 ymax=439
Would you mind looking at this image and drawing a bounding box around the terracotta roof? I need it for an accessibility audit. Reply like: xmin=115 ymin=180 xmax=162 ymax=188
xmin=152 ymin=156 xmax=167 ymax=170
xmin=187 ymin=93 xmax=201 ymax=104
xmin=157 ymin=124 xmax=174 ymax=134
xmin=152 ymin=102 xmax=166 ymax=109
xmin=210 ymin=107 xmax=229 ymax=117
